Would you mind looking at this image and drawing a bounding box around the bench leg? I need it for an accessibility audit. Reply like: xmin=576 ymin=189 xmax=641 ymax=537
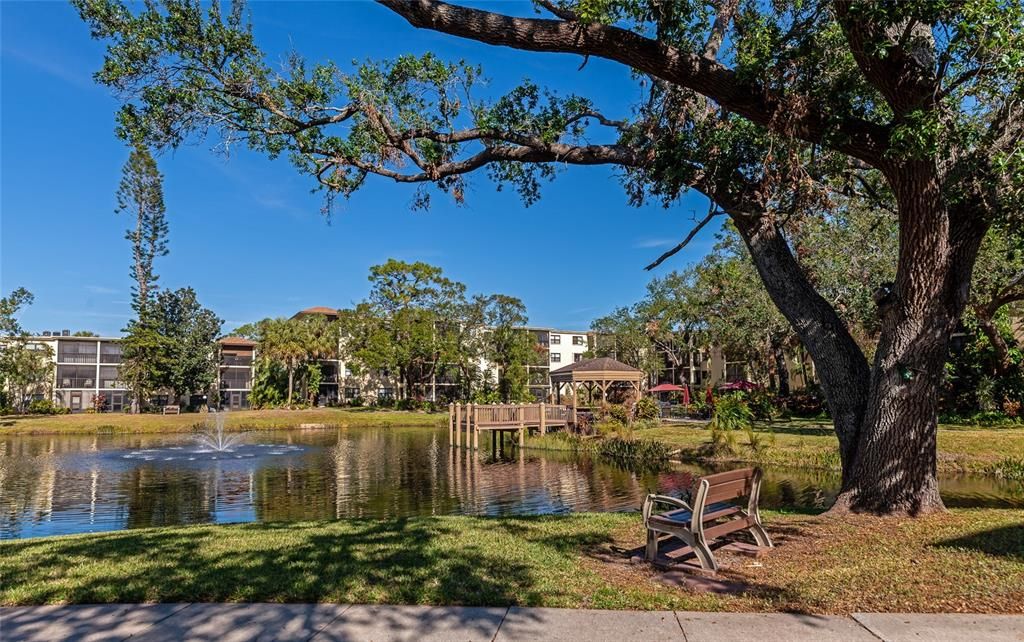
xmin=692 ymin=535 xmax=718 ymax=572
xmin=749 ymin=522 xmax=773 ymax=548
xmin=645 ymin=529 xmax=659 ymax=561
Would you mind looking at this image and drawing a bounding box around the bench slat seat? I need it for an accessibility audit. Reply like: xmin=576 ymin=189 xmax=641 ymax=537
xmin=647 ymin=502 xmax=740 ymax=527
xmin=642 ymin=467 xmax=772 ymax=572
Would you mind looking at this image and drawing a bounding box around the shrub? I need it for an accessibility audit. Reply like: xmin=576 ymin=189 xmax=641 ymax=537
xmin=27 ymin=399 xmax=69 ymax=415
xmin=986 ymin=457 xmax=1024 ymax=482
xmin=597 ymin=436 xmax=671 ymax=466
xmin=748 ymin=388 xmax=783 ymax=421
xmin=785 ymin=390 xmax=826 ymax=417
xmin=594 ymin=417 xmax=626 ymax=437
xmin=709 ymin=393 xmax=754 ymax=455
xmin=1003 ymin=398 xmax=1021 ymax=419
xmin=634 ymin=396 xmax=660 ymax=422
xmin=600 ymin=403 xmax=630 ymax=425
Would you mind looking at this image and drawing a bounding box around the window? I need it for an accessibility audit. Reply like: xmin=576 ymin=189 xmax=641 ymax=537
xmin=99 ymin=366 xmax=123 ymax=389
xmin=58 ymin=341 xmax=97 ymax=363
xmin=100 ymin=342 xmax=122 ymax=363
xmin=345 ymin=387 xmax=359 ymax=399
xmin=550 ymin=334 xmax=561 ymax=345
xmin=57 ymin=365 xmax=96 ymax=388
xmin=572 ymin=335 xmax=585 ymax=346
xmin=550 ymin=353 xmax=561 ymax=363
xmin=378 ymin=387 xmax=395 ymax=400
xmin=574 ymin=354 xmax=584 ymax=363
xmin=221 ymin=368 xmax=252 ymax=390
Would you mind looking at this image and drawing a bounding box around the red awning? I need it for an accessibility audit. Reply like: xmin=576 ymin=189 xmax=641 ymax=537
xmin=649 ymin=383 xmax=685 ymax=392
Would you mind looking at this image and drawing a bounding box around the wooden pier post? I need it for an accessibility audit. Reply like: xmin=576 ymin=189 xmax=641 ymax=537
xmin=473 ymin=404 xmax=480 ymax=451
xmin=466 ymin=403 xmax=474 ymax=451
xmin=448 ymin=403 xmax=455 ymax=445
xmin=539 ymin=402 xmax=546 ymax=436
xmin=455 ymin=403 xmax=462 ymax=449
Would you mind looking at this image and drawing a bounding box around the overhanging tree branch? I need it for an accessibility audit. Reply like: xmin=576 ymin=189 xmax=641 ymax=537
xmin=376 ymin=0 xmax=890 ymax=165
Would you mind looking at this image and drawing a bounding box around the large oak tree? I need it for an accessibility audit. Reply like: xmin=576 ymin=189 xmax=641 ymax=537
xmin=75 ymin=0 xmax=1023 ymax=514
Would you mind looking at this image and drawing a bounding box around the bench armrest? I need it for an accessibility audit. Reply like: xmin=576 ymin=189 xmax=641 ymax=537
xmin=642 ymin=494 xmax=692 ymax=527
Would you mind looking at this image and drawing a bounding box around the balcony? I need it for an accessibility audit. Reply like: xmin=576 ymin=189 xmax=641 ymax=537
xmin=221 ymin=354 xmax=253 ymax=366
xmin=221 ymin=376 xmax=252 ymax=390
xmin=58 ymin=354 xmax=97 ymax=364
xmin=58 ymin=377 xmax=95 ymax=389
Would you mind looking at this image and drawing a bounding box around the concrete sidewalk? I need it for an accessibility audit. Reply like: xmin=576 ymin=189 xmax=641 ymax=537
xmin=2 ymin=604 xmax=1023 ymax=642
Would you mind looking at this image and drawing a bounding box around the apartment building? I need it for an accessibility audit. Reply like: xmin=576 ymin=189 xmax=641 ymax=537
xmin=218 ymin=336 xmax=255 ymax=410
xmin=4 ymin=331 xmax=130 ymax=412
xmin=522 ymin=327 xmax=594 ymax=400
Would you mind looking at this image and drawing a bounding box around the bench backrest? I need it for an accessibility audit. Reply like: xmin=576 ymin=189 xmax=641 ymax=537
xmin=690 ymin=467 xmax=763 ymax=531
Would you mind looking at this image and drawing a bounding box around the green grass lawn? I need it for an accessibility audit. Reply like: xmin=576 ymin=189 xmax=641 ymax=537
xmin=0 ymin=408 xmax=444 ymax=434
xmin=1 ymin=510 xmax=1021 ymax=613
xmin=632 ymin=421 xmax=1024 ymax=475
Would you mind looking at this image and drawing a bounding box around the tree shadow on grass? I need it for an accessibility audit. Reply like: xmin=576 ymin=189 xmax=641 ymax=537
xmin=931 ymin=523 xmax=1024 ymax=561
xmin=0 ymin=515 xmax=620 ymax=612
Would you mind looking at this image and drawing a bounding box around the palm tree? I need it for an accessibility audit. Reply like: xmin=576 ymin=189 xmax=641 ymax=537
xmin=258 ymin=318 xmax=308 ymax=406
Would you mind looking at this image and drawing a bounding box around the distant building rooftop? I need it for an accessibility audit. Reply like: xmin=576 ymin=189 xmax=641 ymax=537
xmin=218 ymin=336 xmax=256 ymax=347
xmin=292 ymin=306 xmax=340 ymax=319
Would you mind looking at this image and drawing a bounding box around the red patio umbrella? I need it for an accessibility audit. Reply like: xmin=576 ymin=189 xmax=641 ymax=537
xmin=682 ymin=384 xmax=691 ymax=406
xmin=649 ymin=383 xmax=684 ymax=393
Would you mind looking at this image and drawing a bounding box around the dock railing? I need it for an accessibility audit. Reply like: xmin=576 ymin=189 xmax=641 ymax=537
xmin=448 ymin=402 xmax=572 ymax=449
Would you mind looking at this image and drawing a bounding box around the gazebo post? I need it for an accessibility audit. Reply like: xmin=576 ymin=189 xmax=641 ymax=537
xmin=572 ymin=382 xmax=578 ymax=427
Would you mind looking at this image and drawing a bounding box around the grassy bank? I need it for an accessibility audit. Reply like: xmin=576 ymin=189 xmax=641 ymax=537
xmin=0 ymin=408 xmax=444 ymax=435
xmin=1 ymin=510 xmax=1021 ymax=613
xmin=632 ymin=421 xmax=1024 ymax=476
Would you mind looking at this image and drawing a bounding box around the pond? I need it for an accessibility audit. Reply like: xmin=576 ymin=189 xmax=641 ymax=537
xmin=1 ymin=426 xmax=1021 ymax=539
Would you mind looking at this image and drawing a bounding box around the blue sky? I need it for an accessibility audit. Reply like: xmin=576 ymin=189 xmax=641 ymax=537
xmin=1 ymin=1 xmax=719 ymax=336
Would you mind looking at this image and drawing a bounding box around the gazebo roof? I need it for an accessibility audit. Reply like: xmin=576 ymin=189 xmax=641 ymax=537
xmin=549 ymin=357 xmax=645 ymax=383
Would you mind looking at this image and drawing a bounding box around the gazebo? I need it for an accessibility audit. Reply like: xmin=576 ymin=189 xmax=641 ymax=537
xmin=549 ymin=357 xmax=646 ymax=423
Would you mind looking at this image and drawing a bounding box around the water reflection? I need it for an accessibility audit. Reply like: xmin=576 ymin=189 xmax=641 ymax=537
xmin=1 ymin=427 xmax=1021 ymax=539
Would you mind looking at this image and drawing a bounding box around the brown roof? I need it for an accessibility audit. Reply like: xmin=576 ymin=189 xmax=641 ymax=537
xmin=219 ymin=336 xmax=256 ymax=346
xmin=551 ymin=357 xmax=641 ymax=374
xmin=292 ymin=306 xmax=339 ymax=318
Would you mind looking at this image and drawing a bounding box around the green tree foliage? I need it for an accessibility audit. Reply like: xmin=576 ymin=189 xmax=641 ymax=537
xmin=150 ymin=287 xmax=222 ymax=398
xmin=256 ymin=317 xmax=313 ymax=406
xmin=116 ymin=144 xmax=168 ymax=313
xmin=0 ymin=289 xmax=53 ymax=412
xmin=0 ymin=341 xmax=54 ymax=413
xmin=121 ymin=287 xmax=221 ymax=406
xmin=968 ymin=226 xmax=1024 ymax=376
xmin=76 ymin=0 xmax=1024 ymax=512
xmin=0 ymin=288 xmax=33 ymax=336
xmin=590 ymin=306 xmax=663 ymax=381
xmin=480 ymin=294 xmax=535 ymax=402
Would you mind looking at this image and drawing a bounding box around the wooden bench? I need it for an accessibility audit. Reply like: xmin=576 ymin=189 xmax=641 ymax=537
xmin=642 ymin=467 xmax=772 ymax=571
xmin=162 ymin=405 xmax=180 ymax=415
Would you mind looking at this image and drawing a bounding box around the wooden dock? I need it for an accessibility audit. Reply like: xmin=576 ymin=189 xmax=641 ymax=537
xmin=448 ymin=402 xmax=573 ymax=450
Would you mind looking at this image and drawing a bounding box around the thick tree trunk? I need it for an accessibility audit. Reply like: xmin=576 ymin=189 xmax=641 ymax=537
xmin=732 ymin=215 xmax=870 ymax=485
xmin=832 ymin=167 xmax=989 ymax=514
xmin=771 ymin=336 xmax=790 ymax=398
